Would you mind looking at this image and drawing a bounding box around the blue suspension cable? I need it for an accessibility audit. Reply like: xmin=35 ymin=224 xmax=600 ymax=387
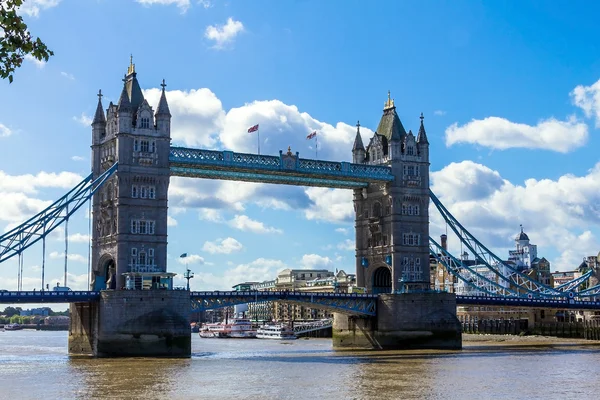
xmin=64 ymin=203 xmax=69 ymax=288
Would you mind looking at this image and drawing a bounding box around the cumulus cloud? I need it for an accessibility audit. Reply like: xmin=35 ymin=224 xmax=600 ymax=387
xmin=300 ymin=254 xmax=333 ymax=269
xmin=24 ymin=54 xmax=46 ymax=68
xmin=304 ymin=188 xmax=353 ymax=223
xmin=335 ymin=228 xmax=349 ymax=235
xmin=73 ymin=113 xmax=92 ymax=126
xmin=0 ymin=170 xmax=82 ymax=194
xmin=445 ymin=116 xmax=588 ymax=153
xmin=67 ymin=233 xmax=89 ymax=243
xmin=229 ymin=215 xmax=282 ymax=234
xmin=177 ymin=254 xmax=205 ymax=265
xmin=167 ymin=216 xmax=178 ymax=226
xmin=71 ymin=156 xmax=85 ymax=162
xmin=205 ymin=18 xmax=244 ymax=49
xmin=202 ymin=237 xmax=243 ymax=254
xmin=0 ymin=123 xmax=12 ymax=138
xmin=136 ymin=0 xmax=191 ymax=12
xmin=571 ymin=78 xmax=600 ymax=127
xmin=19 ymin=0 xmax=61 ymax=17
xmin=60 ymin=71 xmax=75 ymax=80
xmin=430 ymin=160 xmax=600 ymax=270
xmin=337 ymin=239 xmax=354 ymax=251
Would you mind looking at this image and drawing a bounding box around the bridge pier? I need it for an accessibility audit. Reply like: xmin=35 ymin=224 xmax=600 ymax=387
xmin=69 ymin=290 xmax=191 ymax=358
xmin=333 ymin=292 xmax=462 ymax=350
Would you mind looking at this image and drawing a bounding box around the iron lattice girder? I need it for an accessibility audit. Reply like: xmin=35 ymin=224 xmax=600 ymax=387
xmin=429 ymin=237 xmax=522 ymax=297
xmin=0 ymin=164 xmax=118 ymax=264
xmin=169 ymin=147 xmax=394 ymax=188
xmin=555 ymin=269 xmax=594 ymax=292
xmin=457 ymin=295 xmax=600 ymax=310
xmin=0 ymin=291 xmax=101 ymax=303
xmin=189 ymin=291 xmax=377 ymax=316
xmin=429 ymin=189 xmax=562 ymax=297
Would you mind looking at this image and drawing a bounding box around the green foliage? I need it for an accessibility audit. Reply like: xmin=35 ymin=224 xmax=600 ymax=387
xmin=2 ymin=306 xmax=22 ymax=317
xmin=0 ymin=0 xmax=54 ymax=83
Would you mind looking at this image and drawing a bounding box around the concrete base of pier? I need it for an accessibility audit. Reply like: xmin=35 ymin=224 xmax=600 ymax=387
xmin=68 ymin=290 xmax=191 ymax=358
xmin=332 ymin=292 xmax=462 ymax=350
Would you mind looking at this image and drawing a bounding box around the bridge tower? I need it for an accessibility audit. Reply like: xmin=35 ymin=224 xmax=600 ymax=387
xmin=353 ymin=92 xmax=430 ymax=294
xmin=69 ymin=60 xmax=190 ymax=358
xmin=333 ymin=92 xmax=460 ymax=350
xmin=90 ymin=58 xmax=173 ymax=291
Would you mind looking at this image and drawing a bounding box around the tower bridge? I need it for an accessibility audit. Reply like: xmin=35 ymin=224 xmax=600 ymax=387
xmin=2 ymin=61 xmax=600 ymax=357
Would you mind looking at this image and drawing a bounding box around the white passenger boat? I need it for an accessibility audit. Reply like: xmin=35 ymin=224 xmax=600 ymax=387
xmin=256 ymin=324 xmax=297 ymax=340
xmin=198 ymin=317 xmax=257 ymax=339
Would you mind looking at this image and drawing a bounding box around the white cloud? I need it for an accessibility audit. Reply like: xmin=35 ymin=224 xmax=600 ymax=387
xmin=229 ymin=215 xmax=282 ymax=234
xmin=167 ymin=216 xmax=178 ymax=226
xmin=136 ymin=0 xmax=191 ymax=12
xmin=67 ymin=233 xmax=89 ymax=243
xmin=205 ymin=18 xmax=244 ymax=49
xmin=445 ymin=116 xmax=588 ymax=153
xmin=434 ymin=110 xmax=446 ymax=116
xmin=335 ymin=228 xmax=349 ymax=235
xmin=24 ymin=54 xmax=46 ymax=68
xmin=0 ymin=170 xmax=82 ymax=194
xmin=60 ymin=71 xmax=75 ymax=80
xmin=571 ymin=78 xmax=600 ymax=127
xmin=49 ymin=251 xmax=87 ymax=263
xmin=0 ymin=192 xmax=51 ymax=223
xmin=198 ymin=208 xmax=224 ymax=223
xmin=304 ymin=188 xmax=353 ymax=223
xmin=0 ymin=123 xmax=12 ymax=138
xmin=202 ymin=237 xmax=243 ymax=254
xmin=337 ymin=239 xmax=354 ymax=251
xmin=19 ymin=0 xmax=61 ymax=18
xmin=300 ymin=254 xmax=333 ymax=269
xmin=71 ymin=156 xmax=85 ymax=162
xmin=430 ymin=160 xmax=600 ymax=270
xmin=177 ymin=254 xmax=205 ymax=265
xmin=73 ymin=113 xmax=92 ymax=126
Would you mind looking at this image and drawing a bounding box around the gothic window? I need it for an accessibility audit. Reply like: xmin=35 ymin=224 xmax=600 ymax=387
xmin=139 ymin=221 xmax=147 ymax=234
xmin=148 ymin=221 xmax=155 ymax=235
xmin=402 ymin=233 xmax=420 ymax=246
xmin=134 ymin=139 xmax=139 ymax=152
xmin=140 ymin=186 xmax=148 ymax=199
xmin=151 ymin=141 xmax=156 ymax=153
xmin=149 ymin=186 xmax=155 ymax=199
xmin=148 ymin=248 xmax=155 ymax=266
xmin=373 ymin=202 xmax=382 ymax=218
xmin=407 ymin=146 xmax=414 ymax=156
xmin=415 ymin=205 xmax=420 ymax=215
xmin=140 ymin=117 xmax=150 ymax=129
xmin=140 ymin=140 xmax=149 ymax=152
xmin=408 ymin=205 xmax=413 ymax=215
xmin=139 ymin=251 xmax=146 ymax=266
xmin=130 ymin=220 xmax=138 ymax=234
xmin=131 ymin=185 xmax=138 ymax=198
xmin=131 ymin=248 xmax=137 ymax=266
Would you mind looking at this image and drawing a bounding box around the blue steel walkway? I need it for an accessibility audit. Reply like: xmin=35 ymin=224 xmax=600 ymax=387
xmin=169 ymin=147 xmax=394 ymax=189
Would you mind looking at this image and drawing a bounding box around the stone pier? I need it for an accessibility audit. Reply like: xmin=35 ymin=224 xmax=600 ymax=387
xmin=333 ymin=292 xmax=462 ymax=350
xmin=69 ymin=290 xmax=191 ymax=358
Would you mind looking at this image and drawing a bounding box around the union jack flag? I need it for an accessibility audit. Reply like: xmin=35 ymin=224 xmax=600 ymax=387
xmin=306 ymin=131 xmax=317 ymax=139
xmin=247 ymin=124 xmax=259 ymax=133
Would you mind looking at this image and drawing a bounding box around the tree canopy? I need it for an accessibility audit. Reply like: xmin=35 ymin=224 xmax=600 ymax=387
xmin=0 ymin=0 xmax=53 ymax=83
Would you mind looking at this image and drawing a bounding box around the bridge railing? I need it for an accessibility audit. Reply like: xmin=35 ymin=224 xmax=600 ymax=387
xmin=169 ymin=147 xmax=394 ymax=182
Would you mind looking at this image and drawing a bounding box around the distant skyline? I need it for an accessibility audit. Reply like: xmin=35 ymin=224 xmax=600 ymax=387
xmin=2 ymin=0 xmax=600 ymax=294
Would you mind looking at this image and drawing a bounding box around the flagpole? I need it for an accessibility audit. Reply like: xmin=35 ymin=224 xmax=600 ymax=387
xmin=258 ymin=127 xmax=260 ymax=155
xmin=315 ymin=134 xmax=318 ymax=159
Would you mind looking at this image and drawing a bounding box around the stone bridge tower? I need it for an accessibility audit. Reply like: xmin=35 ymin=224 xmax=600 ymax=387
xmin=90 ymin=59 xmax=172 ymax=291
xmin=353 ymin=92 xmax=430 ymax=294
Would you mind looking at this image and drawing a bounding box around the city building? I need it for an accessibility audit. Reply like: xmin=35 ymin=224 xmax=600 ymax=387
xmin=20 ymin=307 xmax=52 ymax=317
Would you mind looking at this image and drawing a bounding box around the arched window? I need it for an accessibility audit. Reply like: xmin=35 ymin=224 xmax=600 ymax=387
xmin=373 ymin=202 xmax=382 ymax=218
xmin=407 ymin=146 xmax=414 ymax=156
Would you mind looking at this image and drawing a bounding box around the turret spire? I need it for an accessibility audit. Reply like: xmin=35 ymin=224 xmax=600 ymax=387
xmin=156 ymin=79 xmax=171 ymax=116
xmin=416 ymin=112 xmax=429 ymax=144
xmin=352 ymin=120 xmax=365 ymax=152
xmin=92 ymin=89 xmax=106 ymax=124
xmin=117 ymin=77 xmax=131 ymax=112
xmin=384 ymin=90 xmax=395 ymax=110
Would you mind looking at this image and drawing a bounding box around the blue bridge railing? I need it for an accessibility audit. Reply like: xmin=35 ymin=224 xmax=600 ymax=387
xmin=169 ymin=147 xmax=394 ymax=189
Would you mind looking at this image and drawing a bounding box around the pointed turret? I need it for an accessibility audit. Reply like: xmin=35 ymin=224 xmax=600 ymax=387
xmin=416 ymin=112 xmax=429 ymax=145
xmin=92 ymin=89 xmax=106 ymax=124
xmin=352 ymin=121 xmax=366 ymax=164
xmin=376 ymin=91 xmax=407 ymax=142
xmin=124 ymin=55 xmax=145 ymax=112
xmin=156 ymin=79 xmax=171 ymax=117
xmin=155 ymin=79 xmax=171 ymax=137
xmin=117 ymin=79 xmax=131 ymax=112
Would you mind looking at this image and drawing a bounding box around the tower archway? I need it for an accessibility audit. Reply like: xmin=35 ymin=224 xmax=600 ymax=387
xmin=372 ymin=266 xmax=392 ymax=294
xmin=93 ymin=254 xmax=116 ymax=291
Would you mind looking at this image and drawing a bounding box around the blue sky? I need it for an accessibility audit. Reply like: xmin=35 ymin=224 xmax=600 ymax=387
xmin=2 ymin=0 xmax=600 ymax=296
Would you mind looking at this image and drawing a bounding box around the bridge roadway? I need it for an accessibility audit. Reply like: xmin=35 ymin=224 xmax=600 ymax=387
xmin=3 ymin=290 xmax=600 ymax=312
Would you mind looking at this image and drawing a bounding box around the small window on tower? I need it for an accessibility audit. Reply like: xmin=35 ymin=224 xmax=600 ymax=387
xmin=140 ymin=117 xmax=150 ymax=129
xmin=151 ymin=141 xmax=156 ymax=153
xmin=132 ymin=185 xmax=138 ymax=198
xmin=140 ymin=140 xmax=149 ymax=152
xmin=407 ymin=146 xmax=414 ymax=156
xmin=134 ymin=139 xmax=139 ymax=152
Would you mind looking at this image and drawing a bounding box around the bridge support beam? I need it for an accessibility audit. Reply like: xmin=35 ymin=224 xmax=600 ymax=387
xmin=332 ymin=292 xmax=462 ymax=350
xmin=68 ymin=290 xmax=191 ymax=358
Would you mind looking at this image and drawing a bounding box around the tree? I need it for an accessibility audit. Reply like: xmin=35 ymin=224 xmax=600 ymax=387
xmin=0 ymin=0 xmax=54 ymax=83
xmin=2 ymin=306 xmax=22 ymax=317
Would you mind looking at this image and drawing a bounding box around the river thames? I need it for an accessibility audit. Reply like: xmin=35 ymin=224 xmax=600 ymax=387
xmin=1 ymin=330 xmax=600 ymax=399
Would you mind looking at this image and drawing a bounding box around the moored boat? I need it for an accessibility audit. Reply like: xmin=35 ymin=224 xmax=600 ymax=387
xmin=256 ymin=324 xmax=297 ymax=340
xmin=4 ymin=323 xmax=23 ymax=331
xmin=198 ymin=317 xmax=257 ymax=338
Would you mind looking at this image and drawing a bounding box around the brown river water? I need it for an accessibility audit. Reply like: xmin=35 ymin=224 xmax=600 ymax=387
xmin=1 ymin=330 xmax=599 ymax=399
